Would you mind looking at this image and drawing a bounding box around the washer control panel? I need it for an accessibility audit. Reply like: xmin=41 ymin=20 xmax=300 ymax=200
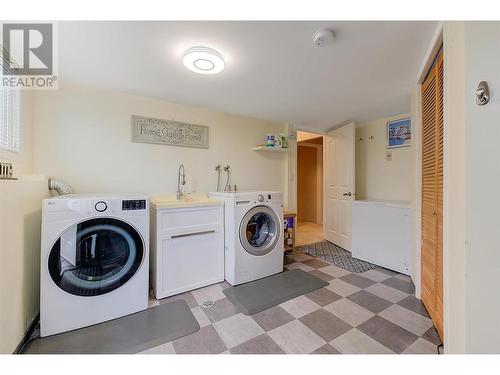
xmin=122 ymin=199 xmax=147 ymax=211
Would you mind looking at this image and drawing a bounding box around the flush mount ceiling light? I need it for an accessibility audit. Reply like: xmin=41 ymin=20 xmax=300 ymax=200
xmin=182 ymin=46 xmax=225 ymax=75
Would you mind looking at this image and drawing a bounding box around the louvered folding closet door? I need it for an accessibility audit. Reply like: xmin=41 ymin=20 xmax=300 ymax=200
xmin=420 ymin=49 xmax=444 ymax=340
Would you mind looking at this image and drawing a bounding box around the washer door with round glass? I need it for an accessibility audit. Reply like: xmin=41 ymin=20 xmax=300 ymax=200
xmin=240 ymin=206 xmax=280 ymax=256
xmin=48 ymin=218 xmax=144 ymax=297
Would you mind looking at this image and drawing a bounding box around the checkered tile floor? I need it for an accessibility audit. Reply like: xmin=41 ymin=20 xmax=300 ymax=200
xmin=142 ymin=251 xmax=442 ymax=354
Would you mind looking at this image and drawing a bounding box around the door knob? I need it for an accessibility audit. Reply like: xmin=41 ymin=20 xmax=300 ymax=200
xmin=343 ymin=192 xmax=352 ymax=197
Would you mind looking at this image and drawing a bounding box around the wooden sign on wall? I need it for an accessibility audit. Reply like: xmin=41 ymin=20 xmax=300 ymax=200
xmin=131 ymin=115 xmax=209 ymax=148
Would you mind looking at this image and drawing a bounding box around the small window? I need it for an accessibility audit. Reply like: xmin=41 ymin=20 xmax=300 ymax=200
xmin=0 ymin=87 xmax=21 ymax=153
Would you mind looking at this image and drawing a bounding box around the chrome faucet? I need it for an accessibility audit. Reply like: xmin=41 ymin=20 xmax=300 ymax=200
xmin=177 ymin=163 xmax=186 ymax=200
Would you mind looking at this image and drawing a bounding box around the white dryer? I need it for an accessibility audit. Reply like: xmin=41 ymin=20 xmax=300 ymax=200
xmin=40 ymin=194 xmax=149 ymax=337
xmin=208 ymin=191 xmax=284 ymax=285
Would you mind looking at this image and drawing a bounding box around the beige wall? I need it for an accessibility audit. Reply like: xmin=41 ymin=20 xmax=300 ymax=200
xmin=0 ymin=177 xmax=47 ymax=353
xmin=355 ymin=113 xmax=413 ymax=201
xmin=462 ymin=22 xmax=500 ymax=353
xmin=0 ymin=91 xmax=48 ymax=353
xmin=32 ymin=84 xmax=287 ymax=196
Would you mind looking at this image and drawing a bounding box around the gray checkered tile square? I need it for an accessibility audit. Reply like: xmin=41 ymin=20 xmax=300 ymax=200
xmin=251 ymin=306 xmax=295 ymax=331
xmin=202 ymin=297 xmax=240 ymax=323
xmin=299 ymin=308 xmax=352 ymax=341
xmin=357 ymin=316 xmax=419 ymax=353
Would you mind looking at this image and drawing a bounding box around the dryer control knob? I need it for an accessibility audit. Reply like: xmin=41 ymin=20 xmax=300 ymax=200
xmin=257 ymin=194 xmax=265 ymax=202
xmin=95 ymin=201 xmax=107 ymax=212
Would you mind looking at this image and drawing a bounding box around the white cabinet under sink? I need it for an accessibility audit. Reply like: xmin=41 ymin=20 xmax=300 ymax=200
xmin=150 ymin=200 xmax=225 ymax=299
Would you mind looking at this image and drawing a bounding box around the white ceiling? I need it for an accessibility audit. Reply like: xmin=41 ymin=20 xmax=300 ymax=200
xmin=58 ymin=21 xmax=437 ymax=130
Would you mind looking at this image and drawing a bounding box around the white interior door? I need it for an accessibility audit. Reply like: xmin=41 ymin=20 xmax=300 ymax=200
xmin=324 ymin=123 xmax=355 ymax=250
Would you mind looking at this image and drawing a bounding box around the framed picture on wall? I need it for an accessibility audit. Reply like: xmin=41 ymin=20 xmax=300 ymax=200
xmin=387 ymin=117 xmax=411 ymax=148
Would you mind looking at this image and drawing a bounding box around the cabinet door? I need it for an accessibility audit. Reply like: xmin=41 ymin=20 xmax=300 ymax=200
xmin=160 ymin=230 xmax=224 ymax=297
xmin=420 ymin=49 xmax=444 ymax=340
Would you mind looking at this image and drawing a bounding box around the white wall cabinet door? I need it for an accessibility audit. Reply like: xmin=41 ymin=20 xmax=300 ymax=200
xmin=324 ymin=123 xmax=355 ymax=250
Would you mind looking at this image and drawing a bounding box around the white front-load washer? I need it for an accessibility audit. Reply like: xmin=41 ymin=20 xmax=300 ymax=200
xmin=208 ymin=191 xmax=284 ymax=285
xmin=40 ymin=194 xmax=149 ymax=337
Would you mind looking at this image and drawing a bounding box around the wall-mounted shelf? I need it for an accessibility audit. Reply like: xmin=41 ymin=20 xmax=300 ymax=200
xmin=252 ymin=146 xmax=289 ymax=152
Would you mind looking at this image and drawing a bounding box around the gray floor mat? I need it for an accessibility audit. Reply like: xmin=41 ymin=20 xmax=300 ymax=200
xmin=23 ymin=300 xmax=199 ymax=354
xmin=223 ymin=269 xmax=328 ymax=315
xmin=298 ymin=240 xmax=377 ymax=273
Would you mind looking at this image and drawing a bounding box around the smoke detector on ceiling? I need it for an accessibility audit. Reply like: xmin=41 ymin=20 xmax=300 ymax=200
xmin=313 ymin=29 xmax=335 ymax=47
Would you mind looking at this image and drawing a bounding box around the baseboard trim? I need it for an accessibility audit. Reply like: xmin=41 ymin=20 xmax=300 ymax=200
xmin=13 ymin=313 xmax=39 ymax=354
xmin=410 ymin=278 xmax=416 ymax=294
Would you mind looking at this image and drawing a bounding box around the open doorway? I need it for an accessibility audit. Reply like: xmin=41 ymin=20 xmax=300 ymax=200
xmin=296 ymin=131 xmax=324 ymax=247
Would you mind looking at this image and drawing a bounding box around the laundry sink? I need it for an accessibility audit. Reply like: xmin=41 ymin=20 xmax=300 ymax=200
xmin=150 ymin=194 xmax=224 ymax=209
